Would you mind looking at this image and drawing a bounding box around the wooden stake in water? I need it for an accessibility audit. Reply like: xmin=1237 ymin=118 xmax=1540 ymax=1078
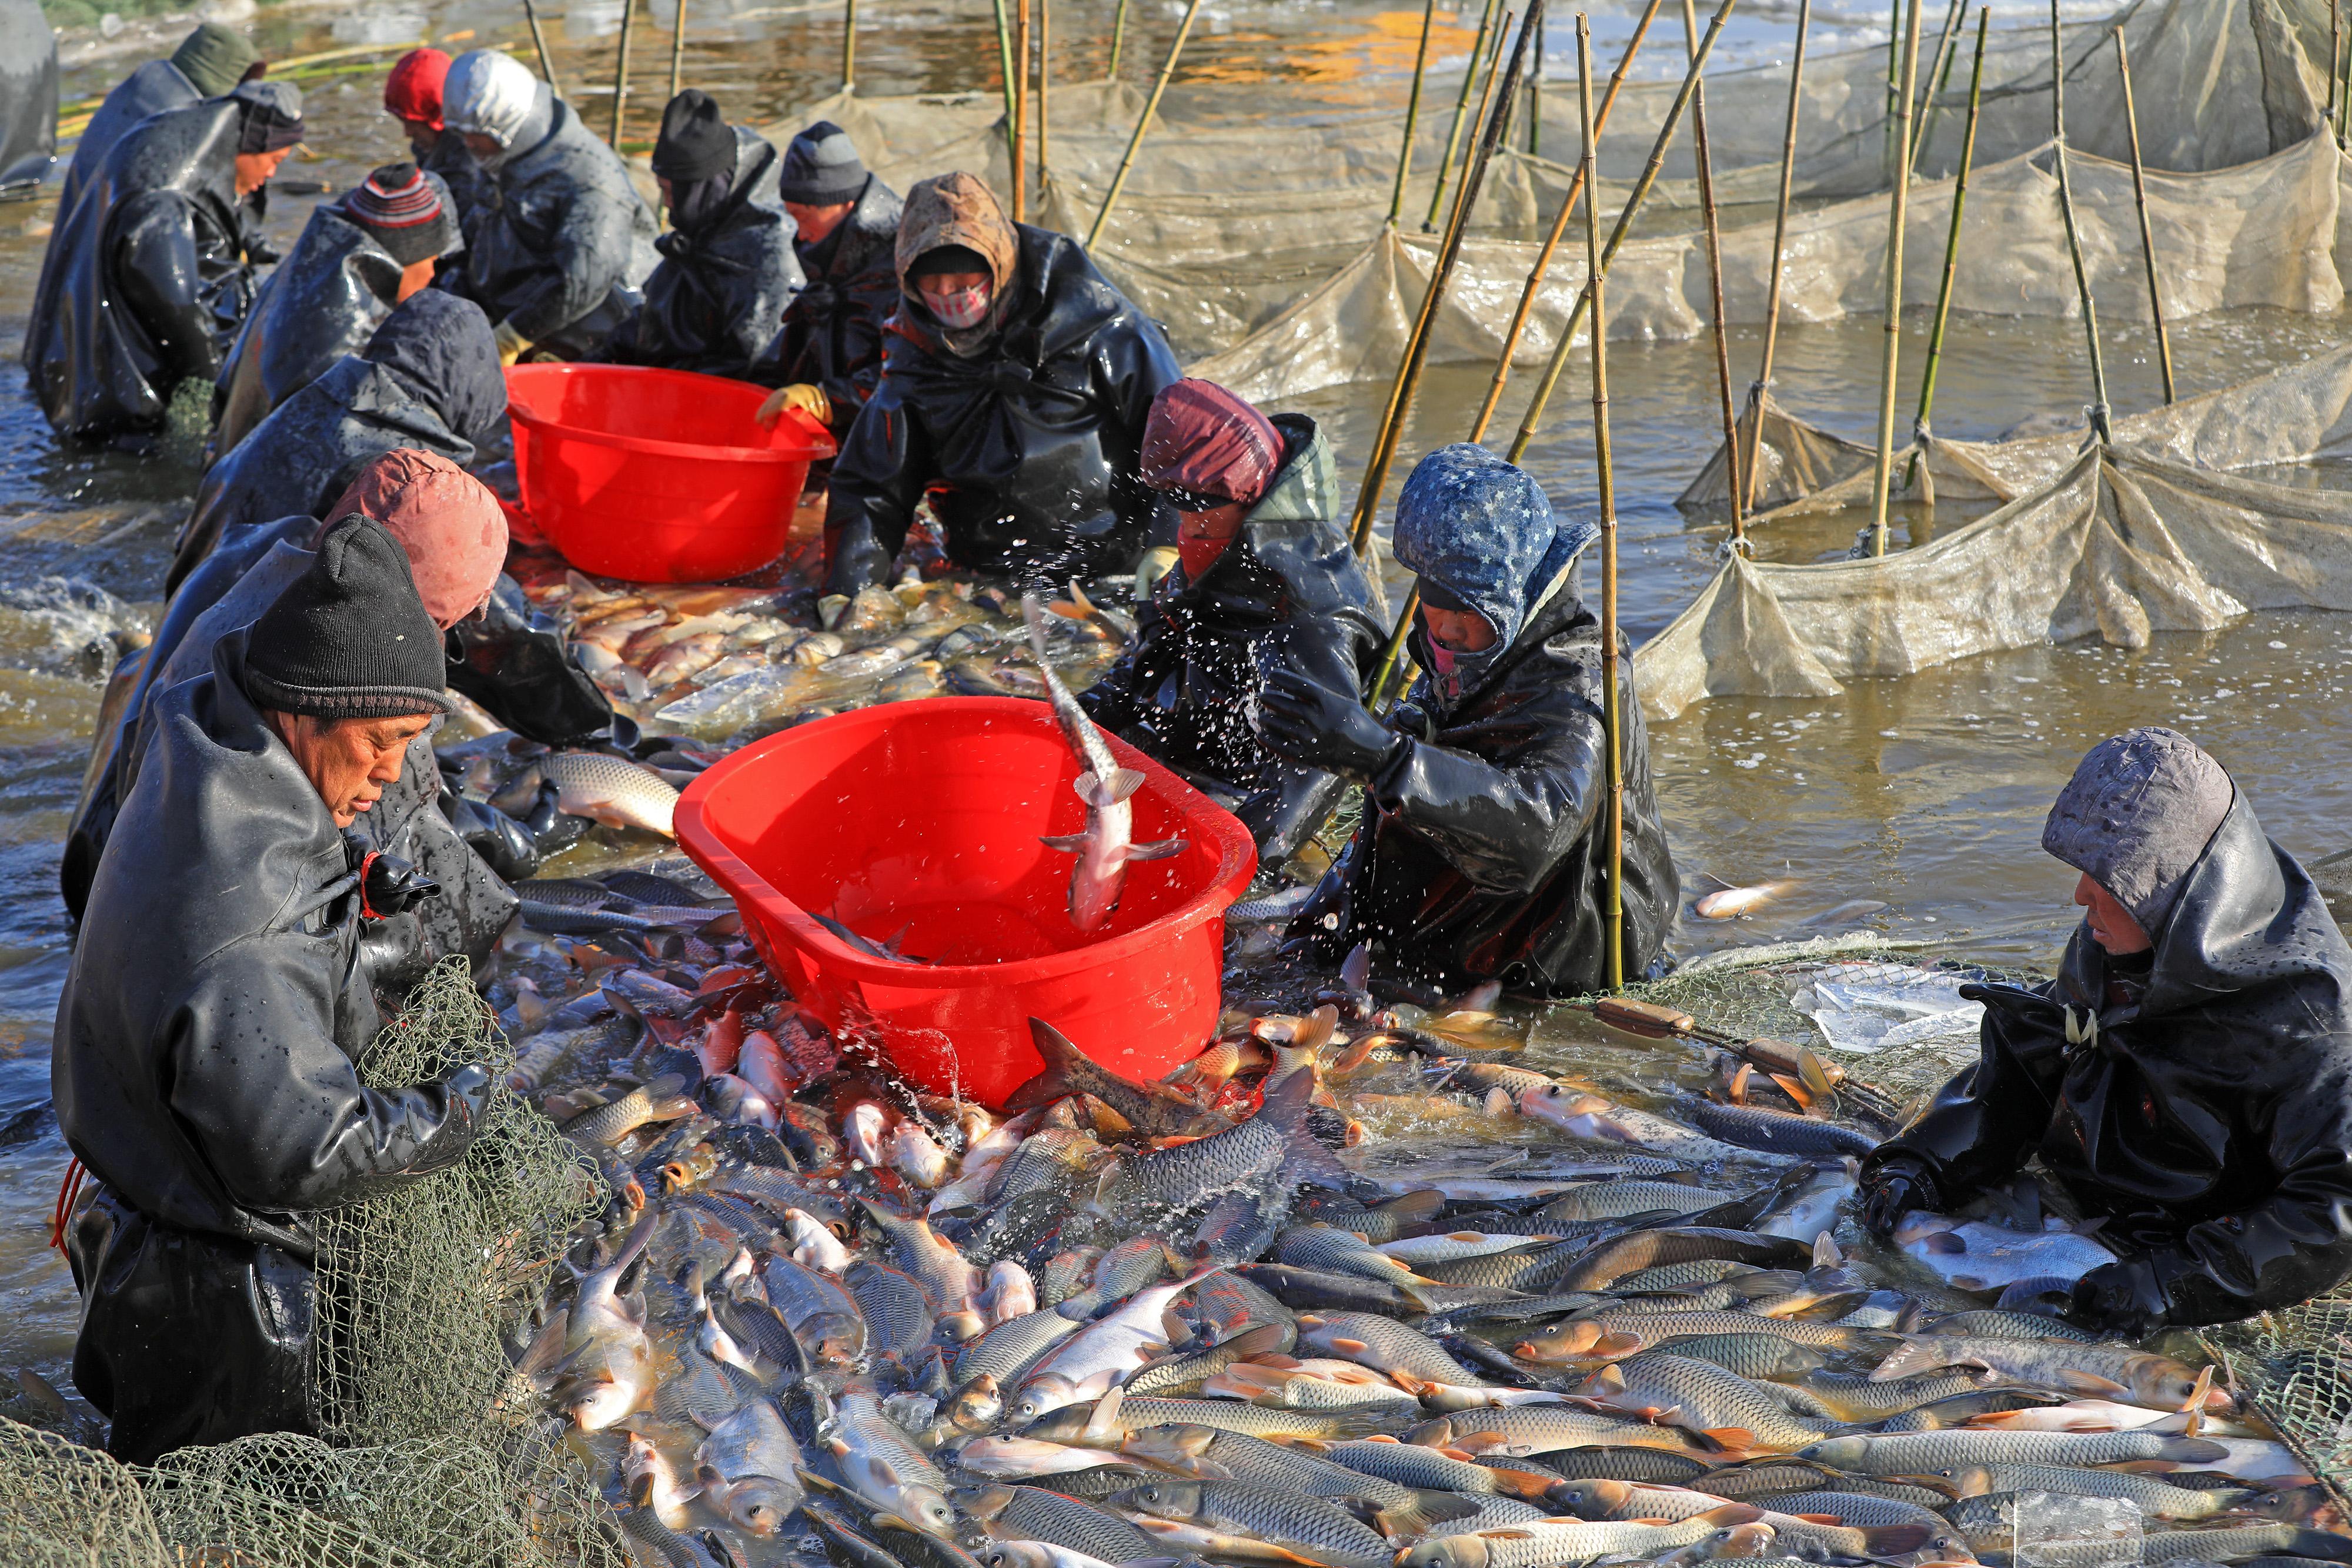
xmin=1907 ymin=4 xmax=1987 ymax=490
xmin=1743 ymin=0 xmax=1809 ymax=515
xmin=1038 ymin=0 xmax=1052 ymax=193
xmin=1527 ymin=32 xmax=1543 ymax=153
xmin=2113 ymin=29 xmax=2174 ymax=403
xmin=1013 ymin=0 xmax=1030 ymax=220
xmin=1909 ymin=0 xmax=1964 ymax=165
xmin=1390 ymin=0 xmax=1444 ymax=228
xmin=841 ymin=0 xmax=856 ymax=91
xmin=1109 ymin=0 xmax=1131 ymax=77
xmin=610 ymin=0 xmax=639 ymax=145
xmin=1866 ymin=0 xmax=1923 ymax=557
xmin=1578 ymin=11 xmax=1623 ymax=992
xmin=1426 ymin=0 xmax=1504 ymax=231
xmin=523 ymin=0 xmax=563 ymax=99
xmin=671 ymin=0 xmax=690 ymax=99
xmin=1088 ymin=0 xmax=1207 ymax=247
xmin=2050 ymin=0 xmax=2112 ymax=440
xmin=1681 ymin=0 xmax=1743 ymax=540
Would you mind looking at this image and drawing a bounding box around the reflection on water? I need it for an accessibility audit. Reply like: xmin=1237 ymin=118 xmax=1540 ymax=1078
xmin=0 ymin=0 xmax=2339 ymax=1419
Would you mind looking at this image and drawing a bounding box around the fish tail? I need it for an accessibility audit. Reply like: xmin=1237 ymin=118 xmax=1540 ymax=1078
xmin=1373 ymin=1491 xmax=1485 ymax=1540
xmin=1022 ymin=592 xmax=1053 ymax=663
xmin=1004 ymin=1017 xmax=1097 ymax=1111
xmin=1866 ymin=1339 xmax=1954 ymax=1384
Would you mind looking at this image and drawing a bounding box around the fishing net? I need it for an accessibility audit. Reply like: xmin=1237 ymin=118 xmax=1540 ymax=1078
xmin=2200 ymin=1297 xmax=2352 ymax=1503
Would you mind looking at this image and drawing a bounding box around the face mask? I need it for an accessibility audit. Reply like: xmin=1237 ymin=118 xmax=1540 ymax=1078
xmin=924 ymin=283 xmax=991 ymax=329
xmin=1425 ymin=638 xmax=1464 ymax=702
xmin=1178 ymin=536 xmax=1231 ymax=581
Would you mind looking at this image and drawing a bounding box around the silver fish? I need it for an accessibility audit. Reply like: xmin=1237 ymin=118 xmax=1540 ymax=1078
xmin=544 ymin=750 xmax=680 ymax=836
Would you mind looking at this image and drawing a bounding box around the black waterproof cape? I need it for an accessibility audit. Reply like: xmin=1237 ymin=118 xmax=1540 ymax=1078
xmin=823 ymin=223 xmax=1181 ymax=593
xmin=54 ymin=55 xmax=193 ymax=218
xmin=1078 ymin=415 xmax=1382 ymax=863
xmin=753 ymin=172 xmax=902 ymax=437
xmin=0 ymin=0 xmax=56 ymax=197
xmin=211 ymin=205 xmax=410 ymax=460
xmin=25 ymin=97 xmax=259 ymax=442
xmin=1865 ymin=794 xmax=2352 ymax=1330
xmin=602 ymin=126 xmax=803 ymax=379
xmin=421 ymin=128 xmax=493 ymax=249
xmin=1287 ymin=580 xmax=1678 ymax=998
xmin=57 ymin=628 xmax=486 ymax=1462
xmin=455 ymin=86 xmax=655 ymax=357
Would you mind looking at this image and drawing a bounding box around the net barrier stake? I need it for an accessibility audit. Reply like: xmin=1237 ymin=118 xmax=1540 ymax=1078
xmin=2334 ymin=0 xmax=2343 ymax=129
xmin=1580 ymin=12 xmax=1623 ymax=993
xmin=1109 ymin=0 xmax=1130 ymax=78
xmin=1428 ymin=0 xmax=1505 ymax=232
xmin=993 ymin=0 xmax=1020 ymax=170
xmin=1390 ymin=0 xmax=1444 ymax=228
xmin=1349 ymin=4 xmax=1528 ymax=560
xmin=1866 ymin=0 xmax=1923 ymax=557
xmin=1905 ymin=4 xmax=1986 ymax=492
xmin=841 ymin=0 xmax=856 ymax=91
xmin=2113 ymin=29 xmax=2173 ymax=404
xmin=1087 ymin=0 xmax=1207 ymax=248
xmin=523 ymin=0 xmax=564 ymax=99
xmin=1468 ymin=0 xmax=1663 ymax=442
xmin=1681 ymin=0 xmax=1744 ymax=542
xmin=1743 ymin=0 xmax=1809 ymax=516
xmin=1013 ymin=0 xmax=1030 ymax=220
xmin=1528 ymin=34 xmax=1542 ymax=153
xmin=2341 ymin=6 xmax=2352 ymax=151
xmin=1505 ymin=0 xmax=1739 ymax=464
xmin=2050 ymin=0 xmax=2112 ymax=441
xmin=671 ymin=0 xmax=689 ymax=100
xmin=610 ymin=0 xmax=638 ymax=145
xmin=1909 ymin=0 xmax=1964 ymax=168
xmin=1039 ymin=0 xmax=1051 ymax=195
xmin=1885 ymin=0 xmax=1902 ymax=178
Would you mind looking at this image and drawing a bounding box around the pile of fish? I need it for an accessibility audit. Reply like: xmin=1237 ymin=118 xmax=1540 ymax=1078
xmin=480 ymin=901 xmax=2348 ymax=1568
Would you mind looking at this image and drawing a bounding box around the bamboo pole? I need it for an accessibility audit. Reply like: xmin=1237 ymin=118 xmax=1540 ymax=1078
xmin=1885 ymin=0 xmax=1903 ymax=177
xmin=1742 ymin=0 xmax=1809 ymax=516
xmin=1426 ymin=0 xmax=1504 ymax=231
xmin=1039 ymin=0 xmax=1052 ymax=192
xmin=1527 ymin=34 xmax=1543 ymax=154
xmin=1505 ymin=0 xmax=1739 ymax=464
xmin=1110 ymin=0 xmax=1131 ymax=77
xmin=672 ymin=0 xmax=690 ymax=99
xmin=1087 ymin=0 xmax=1208 ymax=247
xmin=2050 ymin=0 xmax=2113 ymax=440
xmin=1468 ymin=0 xmax=1663 ymax=439
xmin=2113 ymin=30 xmax=2174 ymax=404
xmin=1390 ymin=0 xmax=1445 ymax=228
xmin=2333 ymin=0 xmax=2342 ymax=129
xmin=1347 ymin=7 xmax=1530 ymax=558
xmin=523 ymin=2 xmax=564 ymax=99
xmin=611 ymin=0 xmax=639 ymax=145
xmin=1578 ymin=12 xmax=1623 ymax=992
xmin=1681 ymin=0 xmax=1743 ymax=541
xmin=993 ymin=0 xmax=1020 ymax=169
xmin=1865 ymin=0 xmax=1922 ymax=557
xmin=2341 ymin=5 xmax=2352 ymax=151
xmin=1909 ymin=0 xmax=1964 ymax=166
xmin=1906 ymin=5 xmax=1987 ymax=490
xmin=841 ymin=0 xmax=857 ymax=90
xmin=1013 ymin=0 xmax=1030 ymax=220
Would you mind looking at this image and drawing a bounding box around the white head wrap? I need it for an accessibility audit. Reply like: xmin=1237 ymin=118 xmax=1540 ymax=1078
xmin=442 ymin=50 xmax=539 ymax=150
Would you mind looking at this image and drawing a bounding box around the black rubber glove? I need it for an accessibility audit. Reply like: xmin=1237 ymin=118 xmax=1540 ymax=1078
xmin=1253 ymin=667 xmax=1404 ymax=781
xmin=2070 ymin=1255 xmax=2174 ymax=1340
xmin=1859 ymin=1161 xmax=1932 ymax=1237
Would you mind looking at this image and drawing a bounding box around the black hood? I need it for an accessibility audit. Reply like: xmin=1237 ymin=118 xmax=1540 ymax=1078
xmin=361 ymin=290 xmax=506 ymax=449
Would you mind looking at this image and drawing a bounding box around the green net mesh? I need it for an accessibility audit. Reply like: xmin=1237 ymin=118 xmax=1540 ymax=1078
xmin=2200 ymin=1299 xmax=2352 ymax=1507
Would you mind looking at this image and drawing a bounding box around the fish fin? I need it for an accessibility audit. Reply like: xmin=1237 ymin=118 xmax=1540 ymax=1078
xmin=1039 ymin=833 xmax=1091 ymax=854
xmin=1796 ymin=1047 xmax=1838 ymax=1101
xmin=1862 ymin=1525 xmax=1935 ymax=1556
xmin=1075 ymin=769 xmax=1148 ymax=807
xmin=2179 ymin=1363 xmax=2215 ymax=1417
xmin=1482 ymin=1466 xmax=1559 ymax=1501
xmin=1811 ymin=1232 xmax=1843 ymax=1269
xmin=1329 ymin=1338 xmax=1371 ymax=1355
xmin=1080 ymin=1383 xmax=1128 ymax=1445
xmin=869 ymin=1514 xmax=918 ymax=1534
xmin=2056 ymin=1370 xmax=2131 ymax=1396
xmin=1866 ymin=1339 xmax=1953 ymax=1384
xmin=1699 ymin=1428 xmax=1756 ymax=1454
xmin=1127 ymin=838 xmax=1188 ymax=862
xmin=1372 ymin=1491 xmax=1484 ymax=1539
xmin=1589 ymin=1365 xmax=1627 ymax=1395
xmin=1699 ymin=1505 xmax=1763 ymax=1527
xmin=1375 ymin=1189 xmax=1447 ymax=1225
xmin=513 ymin=1309 xmax=571 ymax=1384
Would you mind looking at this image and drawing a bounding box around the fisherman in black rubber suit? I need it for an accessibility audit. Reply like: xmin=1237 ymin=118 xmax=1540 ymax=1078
xmin=170 ymin=287 xmax=508 ymax=591
xmin=1860 ymin=728 xmax=2352 ymax=1335
xmin=55 ymin=22 xmax=260 ymax=219
xmin=24 ymin=79 xmax=302 ymax=444
xmin=1259 ymin=443 xmax=1678 ymax=999
xmin=599 ymin=90 xmax=804 ymax=380
xmin=751 ymin=120 xmax=903 ymax=443
xmin=1079 ymin=378 xmax=1381 ymax=866
xmin=58 ymin=514 xmax=490 ymax=1463
xmin=823 ymin=170 xmax=1181 ymax=594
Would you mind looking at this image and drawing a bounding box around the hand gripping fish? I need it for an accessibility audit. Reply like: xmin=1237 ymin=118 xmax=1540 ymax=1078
xmin=1023 ymin=593 xmax=1184 ymax=931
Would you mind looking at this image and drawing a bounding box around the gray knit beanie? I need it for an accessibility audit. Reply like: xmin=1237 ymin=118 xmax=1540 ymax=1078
xmin=779 ymin=119 xmax=867 ymax=205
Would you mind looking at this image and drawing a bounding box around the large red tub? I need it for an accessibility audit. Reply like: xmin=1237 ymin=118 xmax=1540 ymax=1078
xmin=505 ymin=364 xmax=834 ymax=583
xmin=675 ymin=697 xmax=1257 ymax=1106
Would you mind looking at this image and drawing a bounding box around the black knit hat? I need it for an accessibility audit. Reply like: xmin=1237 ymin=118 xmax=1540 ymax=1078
xmin=231 ymin=79 xmax=306 ymax=154
xmin=246 ymin=514 xmax=453 ymax=720
xmin=652 ymin=89 xmax=736 ymax=184
xmin=779 ymin=119 xmax=867 ymax=205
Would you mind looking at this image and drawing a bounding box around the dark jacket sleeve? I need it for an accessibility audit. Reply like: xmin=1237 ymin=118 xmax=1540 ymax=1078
xmin=1093 ymin=312 xmax=1182 ymax=546
xmin=815 ymin=271 xmax=900 ymax=425
xmin=165 ymin=935 xmax=485 ymax=1213
xmin=114 ymin=190 xmax=223 ymax=384
xmin=503 ymin=185 xmax=636 ymax=344
xmin=823 ymin=373 xmax=936 ymax=595
xmin=1862 ymin=982 xmax=2070 ymax=1209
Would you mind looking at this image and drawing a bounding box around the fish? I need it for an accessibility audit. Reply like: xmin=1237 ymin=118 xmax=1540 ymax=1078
xmin=1515 ymin=1088 xmax=1762 ymax=1165
xmin=1093 ymin=1069 xmax=1323 ymax=1231
xmin=1007 ymin=1017 xmax=1214 ymax=1139
xmin=954 ymin=1481 xmax=1160 ymax=1562
xmin=1892 ymin=1213 xmax=2121 ymax=1292
xmin=1394 ymin=1505 xmax=1764 ymax=1568
xmin=784 ymin=1208 xmax=856 ymax=1273
xmin=1275 ymin=1229 xmax=1441 ymax=1295
xmin=1294 ymin=1312 xmax=1488 ymax=1390
xmin=1945 ymin=1462 xmax=2240 ymax=1519
xmin=1200 ymin=1357 xmax=1421 ymax=1410
xmin=1799 ymin=1429 xmax=2228 ymax=1475
xmin=828 ymin=1384 xmax=960 ymax=1536
xmin=957 ymin=1308 xmax=1085 ymax=1393
xmin=1024 ymin=592 xmax=1185 ymax=931
xmin=560 ymin=1075 xmax=698 ymax=1148
xmin=1693 ymin=882 xmax=1793 ymax=919
xmin=1679 ymin=1099 xmax=1878 ymax=1159
xmin=554 ymin=1209 xmax=659 ymax=1430
xmin=1407 ymin=1404 xmax=1718 ymax=1458
xmin=1121 ymin=1424 xmax=1474 ymax=1538
xmin=1573 ymin=1355 xmax=1825 ymax=1452
xmin=981 ymin=1260 xmax=1038 ymax=1325
xmin=623 ymin=1431 xmax=697 ymax=1529
xmin=1107 ymin=1477 xmax=1395 ymax=1568
xmin=1869 ymin=1335 xmax=2224 ymax=1409
xmin=857 ymin=1199 xmax=980 ymax=1314
xmin=545 ymin=750 xmax=681 ymax=836
xmin=692 ymin=1398 xmax=804 ymax=1534
xmin=1027 ymin=1393 xmax=1381 ymax=1445
xmin=954 ymin=1436 xmax=1139 ymax=1477
xmin=890 ymin=1121 xmax=954 ymax=1187
xmin=1010 ymin=1272 xmax=1211 ymax=1422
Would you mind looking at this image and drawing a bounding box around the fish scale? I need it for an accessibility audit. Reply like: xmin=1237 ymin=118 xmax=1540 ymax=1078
xmin=1580 ymin=1354 xmax=1825 ymax=1449
xmin=847 ymin=1259 xmax=937 ymax=1359
xmin=1122 ymin=1425 xmax=1429 ymax=1518
xmin=1111 ymin=1477 xmax=1395 ymax=1568
xmin=1953 ymin=1463 xmax=2234 ymax=1519
xmin=1296 ymin=1312 xmax=1488 ymax=1386
xmin=958 ymin=1308 xmax=1085 ymax=1389
xmin=1803 ymin=1429 xmax=2229 ymax=1475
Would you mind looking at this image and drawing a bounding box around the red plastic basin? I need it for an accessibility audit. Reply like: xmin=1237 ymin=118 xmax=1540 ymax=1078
xmin=675 ymin=697 xmax=1257 ymax=1106
xmin=505 ymin=364 xmax=835 ymax=583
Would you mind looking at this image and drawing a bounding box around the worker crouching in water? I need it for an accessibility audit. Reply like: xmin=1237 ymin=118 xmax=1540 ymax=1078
xmin=753 ymin=120 xmax=903 ymax=442
xmin=58 ymin=515 xmax=491 ymax=1463
xmin=823 ymin=171 xmax=1181 ymax=594
xmin=1862 ymin=728 xmax=2352 ymax=1333
xmin=1263 ymin=444 xmax=1677 ymax=998
xmin=1080 ymin=379 xmax=1381 ymax=864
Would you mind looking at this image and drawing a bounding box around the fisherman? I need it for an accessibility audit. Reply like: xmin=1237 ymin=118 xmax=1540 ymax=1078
xmin=211 ymin=162 xmax=458 ymax=459
xmin=171 ymin=289 xmax=506 ymax=590
xmin=823 ymin=170 xmax=1181 ymax=594
xmin=1861 ymin=728 xmax=2352 ymax=1333
xmin=751 ymin=120 xmax=903 ymax=442
xmin=24 ymin=79 xmax=303 ymax=444
xmin=55 ymin=22 xmax=262 ymax=219
xmin=382 ymin=46 xmax=489 ymax=244
xmin=439 ymin=48 xmax=656 ymax=363
xmin=57 ymin=514 xmax=492 ymax=1463
xmin=599 ymin=90 xmax=804 ymax=380
xmin=1262 ymin=444 xmax=1677 ymax=998
xmin=1078 ymin=379 xmax=1381 ymax=864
